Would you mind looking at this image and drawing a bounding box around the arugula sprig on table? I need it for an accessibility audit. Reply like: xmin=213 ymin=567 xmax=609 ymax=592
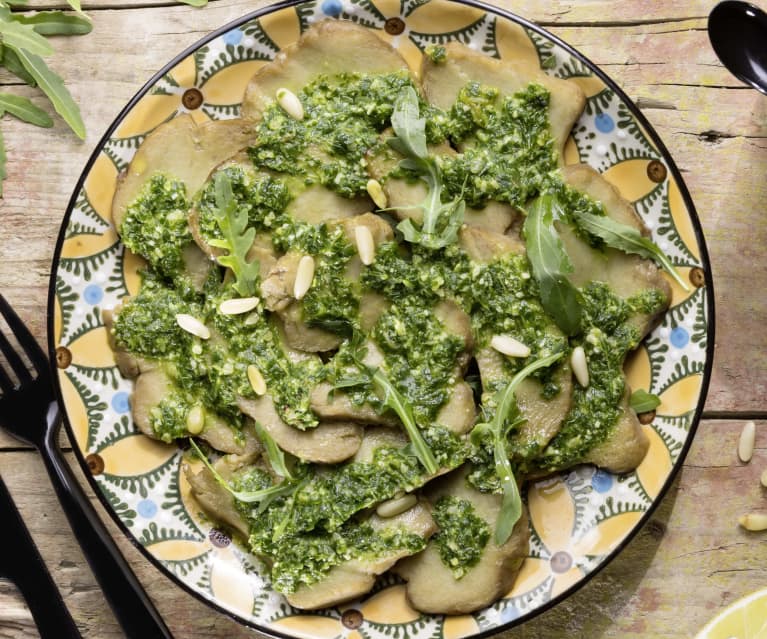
xmin=0 ymin=0 xmax=90 ymax=195
xmin=387 ymin=86 xmax=465 ymax=249
xmin=208 ymin=171 xmax=261 ymax=297
xmin=470 ymin=351 xmax=564 ymax=545
xmin=0 ymin=0 xmax=208 ymax=196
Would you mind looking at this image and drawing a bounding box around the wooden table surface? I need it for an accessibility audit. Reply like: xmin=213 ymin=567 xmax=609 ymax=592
xmin=0 ymin=0 xmax=765 ymax=637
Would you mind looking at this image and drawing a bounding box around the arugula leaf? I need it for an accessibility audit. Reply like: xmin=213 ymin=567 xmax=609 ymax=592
xmin=0 ymin=92 xmax=53 ymax=127
xmin=372 ymin=368 xmax=438 ymax=474
xmin=523 ymin=195 xmax=582 ymax=335
xmin=207 ymin=171 xmax=261 ymax=297
xmin=630 ymin=388 xmax=661 ymax=414
xmin=5 ymin=44 xmax=85 ymax=138
xmin=254 ymin=421 xmax=294 ymax=480
xmin=1 ymin=46 xmax=36 ymax=85
xmin=389 ymin=86 xmax=427 ymax=159
xmin=573 ymin=208 xmax=690 ymax=292
xmin=470 ymin=351 xmax=564 ymax=544
xmin=387 ymin=87 xmax=465 ymax=249
xmin=12 ymin=12 xmax=92 ymax=36
xmin=64 ymin=0 xmax=87 ymax=16
xmin=0 ymin=17 xmax=54 ymax=56
xmin=189 ymin=438 xmax=294 ymax=506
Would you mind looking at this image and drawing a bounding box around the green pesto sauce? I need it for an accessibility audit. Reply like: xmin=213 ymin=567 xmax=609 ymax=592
xmin=119 ymin=174 xmax=192 ymax=280
xmin=195 ymin=164 xmax=291 ymax=242
xmin=261 ymin=521 xmax=426 ymax=594
xmin=435 ymin=83 xmax=559 ymax=208
xmin=241 ymin=430 xmax=465 ymax=538
xmin=248 ymin=71 xmax=415 ymax=198
xmin=232 ymin=431 xmax=464 ymax=593
xmin=433 ymin=495 xmax=490 ymax=579
xmin=373 ymin=300 xmax=464 ymax=423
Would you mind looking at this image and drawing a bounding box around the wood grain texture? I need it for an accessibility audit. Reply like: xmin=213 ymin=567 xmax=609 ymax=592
xmin=1 ymin=1 xmax=766 ymax=637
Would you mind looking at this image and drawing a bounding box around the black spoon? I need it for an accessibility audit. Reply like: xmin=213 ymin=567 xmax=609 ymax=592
xmin=708 ymin=0 xmax=767 ymax=95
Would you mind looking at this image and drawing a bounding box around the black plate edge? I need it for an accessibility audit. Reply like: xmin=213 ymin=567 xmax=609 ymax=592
xmin=45 ymin=0 xmax=717 ymax=636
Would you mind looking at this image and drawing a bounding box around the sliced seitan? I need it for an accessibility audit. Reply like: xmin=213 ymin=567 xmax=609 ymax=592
xmin=112 ymin=116 xmax=253 ymax=231
xmin=420 ymin=42 xmax=585 ymax=164
xmin=241 ymin=20 xmax=411 ymax=121
xmin=287 ymin=500 xmax=436 ymax=610
xmin=237 ymin=394 xmax=362 ymax=464
xmin=559 ymin=163 xmax=671 ymax=339
xmin=395 ymin=466 xmax=529 ymax=614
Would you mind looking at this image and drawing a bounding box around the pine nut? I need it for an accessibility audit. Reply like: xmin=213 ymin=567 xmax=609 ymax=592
xmin=571 ymin=346 xmax=589 ymax=387
xmin=294 ymin=255 xmax=315 ymax=300
xmin=490 ymin=335 xmax=530 ymax=358
xmin=276 ymin=88 xmax=304 ymax=120
xmin=739 ymin=420 xmax=756 ymax=463
xmin=186 ymin=404 xmax=205 ymax=435
xmin=247 ymin=365 xmax=267 ymax=396
xmin=219 ymin=297 xmax=260 ymax=315
xmin=738 ymin=513 xmax=767 ymax=531
xmin=355 ymin=225 xmax=376 ymax=266
xmin=366 ymin=179 xmax=388 ymax=209
xmin=376 ymin=493 xmax=417 ymax=518
xmin=175 ymin=313 xmax=210 ymax=340
xmin=761 ymin=468 xmax=767 ymax=488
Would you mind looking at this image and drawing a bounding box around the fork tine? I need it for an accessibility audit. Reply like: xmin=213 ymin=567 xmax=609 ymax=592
xmin=0 ymin=294 xmax=49 ymax=373
xmin=0 ymin=356 xmax=14 ymax=393
xmin=0 ymin=329 xmax=33 ymax=386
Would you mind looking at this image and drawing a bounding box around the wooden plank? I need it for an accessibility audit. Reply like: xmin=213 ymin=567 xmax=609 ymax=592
xmin=0 ymin=419 xmax=764 ymax=638
xmin=15 ymin=0 xmax=721 ymax=24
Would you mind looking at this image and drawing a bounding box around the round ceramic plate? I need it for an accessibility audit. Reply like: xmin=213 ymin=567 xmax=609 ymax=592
xmin=48 ymin=0 xmax=715 ymax=636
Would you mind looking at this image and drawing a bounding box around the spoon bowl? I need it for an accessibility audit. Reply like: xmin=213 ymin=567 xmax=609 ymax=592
xmin=708 ymin=0 xmax=767 ymax=95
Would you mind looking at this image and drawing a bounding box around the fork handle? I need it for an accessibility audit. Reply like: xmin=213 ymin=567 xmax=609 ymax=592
xmin=41 ymin=408 xmax=173 ymax=639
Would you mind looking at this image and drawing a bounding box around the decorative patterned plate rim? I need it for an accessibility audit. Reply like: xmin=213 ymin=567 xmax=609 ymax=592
xmin=46 ymin=0 xmax=716 ymax=636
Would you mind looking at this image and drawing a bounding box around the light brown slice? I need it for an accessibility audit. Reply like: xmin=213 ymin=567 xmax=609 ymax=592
xmin=237 ymin=395 xmax=362 ymax=464
xmin=420 ymin=42 xmax=585 ymax=164
xmin=581 ymin=388 xmax=649 ymax=473
xmin=241 ymin=20 xmax=411 ymax=121
xmin=475 ymin=345 xmax=573 ymax=454
xmin=395 ymin=466 xmax=529 ymax=615
xmin=287 ymin=500 xmax=437 ymax=610
xmin=559 ymin=163 xmax=671 ymax=338
xmin=185 ymin=448 xmax=266 ymax=539
xmin=112 ymin=115 xmax=253 ymax=231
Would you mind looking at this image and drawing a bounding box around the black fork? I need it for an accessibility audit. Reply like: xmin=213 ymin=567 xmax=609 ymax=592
xmin=0 ymin=294 xmax=173 ymax=639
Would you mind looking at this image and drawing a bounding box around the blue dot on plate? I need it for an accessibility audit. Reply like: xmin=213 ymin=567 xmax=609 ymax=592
xmin=594 ymin=112 xmax=614 ymax=133
xmin=670 ymin=326 xmax=689 ymax=348
xmin=321 ymin=0 xmax=343 ymax=16
xmin=111 ymin=392 xmax=130 ymax=414
xmin=137 ymin=499 xmax=157 ymax=519
xmin=83 ymin=284 xmax=103 ymax=305
xmin=592 ymin=469 xmax=613 ymax=493
xmin=223 ymin=29 xmax=243 ymax=46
